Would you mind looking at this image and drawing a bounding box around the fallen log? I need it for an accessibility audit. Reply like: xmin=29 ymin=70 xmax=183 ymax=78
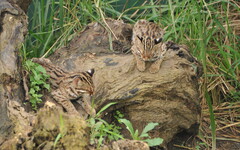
xmin=49 ymin=19 xmax=202 ymax=146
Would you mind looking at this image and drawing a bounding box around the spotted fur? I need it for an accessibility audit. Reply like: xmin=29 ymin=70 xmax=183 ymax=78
xmin=32 ymin=58 xmax=96 ymax=118
xmin=131 ymin=20 xmax=167 ymax=73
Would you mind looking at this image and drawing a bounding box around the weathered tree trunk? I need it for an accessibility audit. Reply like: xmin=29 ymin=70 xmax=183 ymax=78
xmin=49 ymin=19 xmax=202 ymax=146
xmin=0 ymin=0 xmax=29 ymax=146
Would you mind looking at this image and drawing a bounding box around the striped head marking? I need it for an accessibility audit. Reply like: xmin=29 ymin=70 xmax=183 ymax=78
xmin=72 ymin=69 xmax=95 ymax=95
xmin=132 ymin=19 xmax=165 ymax=61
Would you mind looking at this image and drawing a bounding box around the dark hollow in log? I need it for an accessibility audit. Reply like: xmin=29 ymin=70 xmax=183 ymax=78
xmin=49 ymin=19 xmax=202 ymax=145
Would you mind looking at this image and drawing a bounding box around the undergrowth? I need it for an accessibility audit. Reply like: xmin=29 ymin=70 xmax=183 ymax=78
xmin=88 ymin=102 xmax=123 ymax=148
xmin=88 ymin=102 xmax=163 ymax=148
xmin=23 ymin=0 xmax=240 ymax=149
xmin=23 ymin=60 xmax=50 ymax=110
xmin=119 ymin=119 xmax=163 ymax=147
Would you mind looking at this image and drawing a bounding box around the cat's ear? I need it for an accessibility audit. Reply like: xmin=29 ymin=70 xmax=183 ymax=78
xmin=87 ymin=69 xmax=95 ymax=77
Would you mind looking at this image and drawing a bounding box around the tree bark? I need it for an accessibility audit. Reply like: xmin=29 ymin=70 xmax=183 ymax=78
xmin=0 ymin=0 xmax=28 ymax=146
xmin=49 ymin=19 xmax=202 ymax=145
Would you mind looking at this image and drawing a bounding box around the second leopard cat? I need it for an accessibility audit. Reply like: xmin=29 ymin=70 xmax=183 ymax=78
xmin=32 ymin=58 xmax=96 ymax=118
xmin=131 ymin=19 xmax=167 ymax=73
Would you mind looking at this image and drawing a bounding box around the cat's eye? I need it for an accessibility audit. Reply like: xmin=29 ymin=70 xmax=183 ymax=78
xmin=137 ymin=36 xmax=143 ymax=42
xmin=154 ymin=38 xmax=162 ymax=44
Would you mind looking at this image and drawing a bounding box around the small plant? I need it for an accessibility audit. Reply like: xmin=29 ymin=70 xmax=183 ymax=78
xmin=119 ymin=119 xmax=163 ymax=147
xmin=88 ymin=102 xmax=123 ymax=148
xmin=195 ymin=141 xmax=208 ymax=150
xmin=114 ymin=110 xmax=124 ymax=120
xmin=54 ymin=114 xmax=66 ymax=148
xmin=24 ymin=60 xmax=50 ymax=110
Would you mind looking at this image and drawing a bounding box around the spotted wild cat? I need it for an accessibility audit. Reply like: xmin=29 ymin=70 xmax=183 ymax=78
xmin=131 ymin=19 xmax=167 ymax=73
xmin=32 ymin=58 xmax=96 ymax=118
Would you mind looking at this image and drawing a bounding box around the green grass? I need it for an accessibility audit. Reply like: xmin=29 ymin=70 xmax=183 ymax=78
xmin=23 ymin=0 xmax=240 ymax=149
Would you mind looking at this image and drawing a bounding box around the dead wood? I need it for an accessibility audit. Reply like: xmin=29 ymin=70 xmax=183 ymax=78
xmin=0 ymin=0 xmax=28 ymax=146
xmin=49 ymin=19 xmax=202 ymax=146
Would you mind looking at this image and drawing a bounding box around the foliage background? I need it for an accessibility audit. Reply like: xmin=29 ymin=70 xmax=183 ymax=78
xmin=22 ymin=0 xmax=240 ymax=149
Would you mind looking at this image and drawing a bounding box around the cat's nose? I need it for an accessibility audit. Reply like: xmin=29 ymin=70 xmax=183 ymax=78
xmin=142 ymin=55 xmax=150 ymax=61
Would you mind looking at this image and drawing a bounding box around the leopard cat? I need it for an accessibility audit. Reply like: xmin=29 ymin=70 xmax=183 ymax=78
xmin=31 ymin=58 xmax=96 ymax=118
xmin=131 ymin=19 xmax=167 ymax=73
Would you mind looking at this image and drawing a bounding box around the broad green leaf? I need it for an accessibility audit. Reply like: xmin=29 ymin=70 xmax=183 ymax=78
xmin=36 ymin=80 xmax=44 ymax=85
xmin=140 ymin=122 xmax=159 ymax=138
xmin=133 ymin=129 xmax=139 ymax=140
xmin=88 ymin=117 xmax=95 ymax=126
xmin=36 ymin=65 xmax=47 ymax=74
xmin=29 ymin=88 xmax=35 ymax=94
xmin=140 ymin=133 xmax=149 ymax=138
xmin=35 ymin=94 xmax=42 ymax=98
xmin=30 ymin=81 xmax=37 ymax=86
xmin=26 ymin=60 xmax=34 ymax=69
xmin=32 ymin=69 xmax=38 ymax=78
xmin=97 ymin=118 xmax=109 ymax=125
xmin=43 ymin=83 xmax=50 ymax=90
xmin=43 ymin=73 xmax=50 ymax=78
xmin=96 ymin=102 xmax=117 ymax=117
xmin=98 ymin=135 xmax=104 ymax=148
xmin=33 ymin=74 xmax=40 ymax=81
xmin=144 ymin=138 xmax=163 ymax=147
xmin=94 ymin=122 xmax=103 ymax=131
xmin=119 ymin=119 xmax=135 ymax=138
xmin=34 ymin=85 xmax=40 ymax=91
